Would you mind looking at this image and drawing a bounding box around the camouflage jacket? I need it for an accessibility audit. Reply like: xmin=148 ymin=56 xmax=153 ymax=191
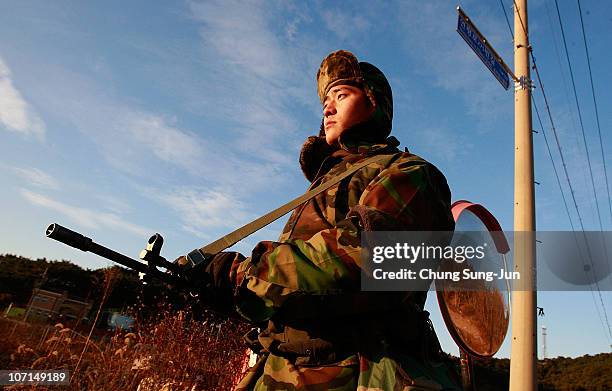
xmin=225 ymin=135 xmax=459 ymax=390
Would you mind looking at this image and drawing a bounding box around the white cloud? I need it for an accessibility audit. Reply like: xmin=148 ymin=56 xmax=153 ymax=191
xmin=0 ymin=1 xmax=314 ymax=199
xmin=150 ymin=184 xmax=294 ymax=252
xmin=124 ymin=113 xmax=202 ymax=167
xmin=285 ymin=18 xmax=300 ymax=41
xmin=11 ymin=166 xmax=59 ymax=189
xmin=189 ymin=0 xmax=284 ymax=79
xmin=155 ymin=187 xmax=254 ymax=238
xmin=13 ymin=56 xmax=293 ymax=197
xmin=396 ymin=2 xmax=510 ymax=123
xmin=105 ymin=109 xmax=291 ymax=190
xmin=0 ymin=57 xmax=46 ymax=140
xmin=95 ymin=193 xmax=132 ymax=215
xmin=187 ymin=0 xmax=313 ymax=163
xmin=0 ymin=2 xmax=342 ymax=244
xmin=20 ymin=188 xmax=151 ymax=238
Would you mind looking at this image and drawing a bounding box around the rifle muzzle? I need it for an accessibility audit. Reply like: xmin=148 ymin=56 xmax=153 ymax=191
xmin=46 ymin=223 xmax=93 ymax=252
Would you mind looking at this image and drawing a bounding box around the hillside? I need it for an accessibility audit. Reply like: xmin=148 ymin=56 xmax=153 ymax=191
xmin=0 ymin=254 xmax=139 ymax=308
xmin=467 ymin=353 xmax=612 ymax=390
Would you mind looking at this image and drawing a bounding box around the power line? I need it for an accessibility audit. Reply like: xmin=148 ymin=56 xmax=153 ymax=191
xmin=498 ymin=0 xmax=514 ymax=40
xmin=505 ymin=0 xmax=612 ymax=343
xmin=531 ymin=97 xmax=574 ymax=231
xmin=554 ymin=0 xmax=606 ymax=235
xmin=555 ymin=0 xmax=612 ymax=339
xmin=532 ymin=47 xmax=612 ymax=346
xmin=544 ymin=0 xmax=585 ymax=162
xmin=532 ymin=93 xmax=612 ymax=346
xmin=576 ymin=0 xmax=612 ymax=227
xmin=544 ymin=1 xmax=602 ymax=265
xmin=499 ymin=0 xmax=580 ymax=231
xmin=512 ymin=0 xmax=528 ymax=41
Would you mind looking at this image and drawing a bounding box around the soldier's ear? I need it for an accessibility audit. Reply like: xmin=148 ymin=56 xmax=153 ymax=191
xmin=363 ymin=92 xmax=376 ymax=118
xmin=365 ymin=88 xmax=377 ymax=109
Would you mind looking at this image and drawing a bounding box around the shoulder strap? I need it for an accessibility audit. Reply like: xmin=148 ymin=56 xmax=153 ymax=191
xmin=185 ymin=153 xmax=390 ymax=268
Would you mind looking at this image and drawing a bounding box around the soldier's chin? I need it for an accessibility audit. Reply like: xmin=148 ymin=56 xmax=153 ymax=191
xmin=325 ymin=129 xmax=340 ymax=146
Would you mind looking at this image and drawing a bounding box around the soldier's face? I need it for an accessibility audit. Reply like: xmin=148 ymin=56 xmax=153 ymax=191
xmin=323 ymin=85 xmax=375 ymax=146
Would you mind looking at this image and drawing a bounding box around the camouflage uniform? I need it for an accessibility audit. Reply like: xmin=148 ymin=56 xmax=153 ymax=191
xmin=198 ymin=51 xmax=460 ymax=390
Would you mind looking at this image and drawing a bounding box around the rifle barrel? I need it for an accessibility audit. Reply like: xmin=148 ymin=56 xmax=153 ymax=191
xmin=45 ymin=223 xmax=183 ymax=285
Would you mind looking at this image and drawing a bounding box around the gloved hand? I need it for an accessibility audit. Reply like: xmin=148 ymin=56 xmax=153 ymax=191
xmin=173 ymin=251 xmax=245 ymax=311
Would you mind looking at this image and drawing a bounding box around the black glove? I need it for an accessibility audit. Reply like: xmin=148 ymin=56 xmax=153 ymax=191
xmin=174 ymin=251 xmax=245 ymax=312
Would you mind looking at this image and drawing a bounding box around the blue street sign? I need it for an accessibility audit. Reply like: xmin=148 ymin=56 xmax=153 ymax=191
xmin=457 ymin=9 xmax=510 ymax=90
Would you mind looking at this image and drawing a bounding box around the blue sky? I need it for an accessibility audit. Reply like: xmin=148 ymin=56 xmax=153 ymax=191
xmin=1 ymin=0 xmax=611 ymax=359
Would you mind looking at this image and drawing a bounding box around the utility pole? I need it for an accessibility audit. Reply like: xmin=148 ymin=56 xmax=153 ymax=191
xmin=509 ymin=0 xmax=537 ymax=390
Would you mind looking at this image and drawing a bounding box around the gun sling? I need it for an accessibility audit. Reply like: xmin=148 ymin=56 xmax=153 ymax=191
xmin=186 ymin=153 xmax=390 ymax=268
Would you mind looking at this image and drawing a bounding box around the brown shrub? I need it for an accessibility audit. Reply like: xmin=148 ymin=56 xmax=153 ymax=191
xmin=0 ymin=308 xmax=250 ymax=390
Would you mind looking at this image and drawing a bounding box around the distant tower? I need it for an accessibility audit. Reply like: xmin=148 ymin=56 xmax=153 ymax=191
xmin=541 ymin=325 xmax=547 ymax=359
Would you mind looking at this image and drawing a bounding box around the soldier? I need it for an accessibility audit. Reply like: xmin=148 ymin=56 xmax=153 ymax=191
xmin=178 ymin=50 xmax=461 ymax=390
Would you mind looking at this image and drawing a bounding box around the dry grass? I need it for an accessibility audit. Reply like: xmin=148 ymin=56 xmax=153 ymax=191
xmin=0 ymin=308 xmax=251 ymax=390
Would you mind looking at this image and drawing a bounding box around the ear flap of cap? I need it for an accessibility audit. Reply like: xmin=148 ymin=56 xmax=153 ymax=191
xmin=359 ymin=62 xmax=393 ymax=133
xmin=317 ymin=50 xmax=363 ymax=103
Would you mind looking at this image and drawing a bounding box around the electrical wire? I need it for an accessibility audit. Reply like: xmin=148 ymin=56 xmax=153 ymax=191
xmin=576 ymin=0 xmax=612 ymax=227
xmin=531 ymin=57 xmax=612 ymax=344
xmin=531 ymin=97 xmax=574 ymax=232
xmin=498 ymin=0 xmax=514 ymax=40
xmin=506 ymin=0 xmax=612 ymax=344
xmin=544 ymin=0 xmax=584 ymax=159
xmin=532 ymin=94 xmax=612 ymax=346
xmin=554 ymin=0 xmax=606 ymax=237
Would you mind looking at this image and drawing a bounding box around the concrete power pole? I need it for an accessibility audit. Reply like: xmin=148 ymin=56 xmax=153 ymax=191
xmin=509 ymin=0 xmax=537 ymax=390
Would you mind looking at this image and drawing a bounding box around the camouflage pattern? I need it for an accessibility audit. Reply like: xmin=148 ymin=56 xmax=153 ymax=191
xmin=247 ymin=353 xmax=459 ymax=391
xmin=228 ymin=132 xmax=459 ymax=390
xmin=317 ymin=50 xmax=364 ymax=104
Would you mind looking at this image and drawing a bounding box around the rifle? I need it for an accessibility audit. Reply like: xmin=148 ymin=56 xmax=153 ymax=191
xmin=45 ymin=155 xmax=388 ymax=287
xmin=45 ymin=223 xmax=193 ymax=288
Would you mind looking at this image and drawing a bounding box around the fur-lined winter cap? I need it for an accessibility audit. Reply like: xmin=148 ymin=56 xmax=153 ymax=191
xmin=317 ymin=50 xmax=364 ymax=103
xmin=316 ymin=50 xmax=393 ymax=135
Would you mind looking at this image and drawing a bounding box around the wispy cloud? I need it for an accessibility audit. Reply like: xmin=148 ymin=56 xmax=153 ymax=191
xmin=189 ymin=0 xmax=284 ymax=80
xmin=102 ymin=109 xmax=293 ymax=191
xmin=20 ymin=188 xmax=151 ymax=237
xmin=10 ymin=166 xmax=59 ymax=189
xmin=63 ymin=104 xmax=206 ymax=179
xmin=396 ymin=2 xmax=510 ymax=123
xmin=95 ymin=193 xmax=132 ymax=215
xmin=17 ymin=35 xmax=301 ymax=193
xmin=155 ymin=187 xmax=254 ymax=239
xmin=122 ymin=112 xmax=203 ymax=169
xmin=2 ymin=0 xmax=317 ymax=197
xmin=320 ymin=9 xmax=371 ymax=41
xmin=0 ymin=57 xmax=46 ymax=140
xmin=188 ymin=0 xmax=316 ymax=162
xmin=22 ymin=60 xmax=289 ymax=191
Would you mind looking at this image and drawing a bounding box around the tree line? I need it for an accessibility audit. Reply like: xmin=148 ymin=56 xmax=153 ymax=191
xmin=0 ymin=253 xmax=179 ymax=314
